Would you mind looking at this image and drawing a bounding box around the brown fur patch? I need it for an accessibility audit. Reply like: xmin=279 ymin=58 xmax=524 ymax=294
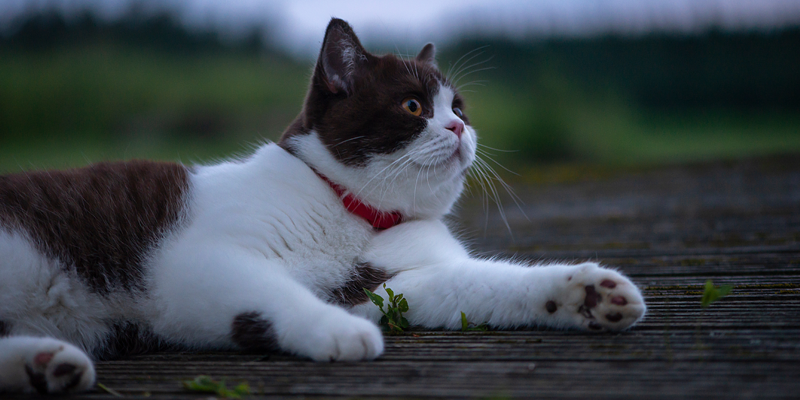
xmin=279 ymin=18 xmax=469 ymax=166
xmin=95 ymin=321 xmax=175 ymax=360
xmin=329 ymin=263 xmax=392 ymax=306
xmin=231 ymin=312 xmax=278 ymax=352
xmin=0 ymin=161 xmax=189 ymax=293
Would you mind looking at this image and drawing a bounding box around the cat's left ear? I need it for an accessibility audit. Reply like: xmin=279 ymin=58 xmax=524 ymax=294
xmin=317 ymin=18 xmax=370 ymax=95
xmin=415 ymin=43 xmax=437 ymax=69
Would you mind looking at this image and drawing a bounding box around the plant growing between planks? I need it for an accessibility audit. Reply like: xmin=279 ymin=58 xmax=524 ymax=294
xmin=364 ymin=284 xmax=409 ymax=333
xmin=183 ymin=375 xmax=250 ymax=398
xmin=701 ymin=280 xmax=732 ymax=308
xmin=460 ymin=312 xmax=489 ymax=332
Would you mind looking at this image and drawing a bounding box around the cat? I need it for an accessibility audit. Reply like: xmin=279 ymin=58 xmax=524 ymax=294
xmin=0 ymin=18 xmax=646 ymax=394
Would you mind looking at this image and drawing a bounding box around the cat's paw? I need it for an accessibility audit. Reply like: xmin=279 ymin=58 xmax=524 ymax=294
xmin=5 ymin=337 xmax=95 ymax=394
xmin=548 ymin=263 xmax=646 ymax=331
xmin=286 ymin=308 xmax=384 ymax=362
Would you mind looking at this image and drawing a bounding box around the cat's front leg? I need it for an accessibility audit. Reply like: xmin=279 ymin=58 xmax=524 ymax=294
xmin=151 ymin=252 xmax=383 ymax=361
xmin=354 ymin=220 xmax=645 ymax=331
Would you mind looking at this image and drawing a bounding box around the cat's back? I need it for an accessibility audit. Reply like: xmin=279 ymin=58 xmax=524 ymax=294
xmin=0 ymin=160 xmax=190 ymax=293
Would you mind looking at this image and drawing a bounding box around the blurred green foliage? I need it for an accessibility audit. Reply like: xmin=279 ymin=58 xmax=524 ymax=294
xmin=1 ymin=10 xmax=799 ymax=174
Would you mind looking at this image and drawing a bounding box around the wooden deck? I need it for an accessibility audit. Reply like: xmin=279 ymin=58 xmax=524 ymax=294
xmin=29 ymin=157 xmax=800 ymax=399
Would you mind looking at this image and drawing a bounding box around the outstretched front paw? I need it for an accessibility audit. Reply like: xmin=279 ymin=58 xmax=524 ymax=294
xmin=548 ymin=263 xmax=646 ymax=331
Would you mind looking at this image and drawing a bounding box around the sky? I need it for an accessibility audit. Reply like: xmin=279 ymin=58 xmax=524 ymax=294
xmin=2 ymin=0 xmax=800 ymax=58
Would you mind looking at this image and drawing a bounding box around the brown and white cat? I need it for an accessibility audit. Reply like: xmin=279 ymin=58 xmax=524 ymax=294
xmin=0 ymin=18 xmax=646 ymax=394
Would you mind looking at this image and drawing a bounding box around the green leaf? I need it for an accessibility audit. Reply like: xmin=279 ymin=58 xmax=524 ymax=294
xmin=380 ymin=315 xmax=388 ymax=326
xmin=400 ymin=316 xmax=410 ymax=328
xmin=183 ymin=376 xmax=248 ymax=398
xmin=398 ymin=298 xmax=409 ymax=313
xmin=701 ymin=280 xmax=733 ymax=308
xmin=363 ymin=288 xmax=384 ymax=309
xmin=461 ymin=312 xmax=469 ymax=331
xmin=183 ymin=376 xmax=216 ymax=391
xmin=385 ymin=286 xmax=395 ymax=302
xmin=233 ymin=383 xmax=251 ymax=397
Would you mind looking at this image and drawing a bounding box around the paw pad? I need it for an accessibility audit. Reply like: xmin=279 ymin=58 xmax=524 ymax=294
xmin=605 ymin=312 xmax=623 ymax=322
xmin=558 ymin=265 xmax=646 ymax=332
xmin=584 ymin=285 xmax=602 ymax=308
xmin=600 ymin=279 xmax=617 ymax=288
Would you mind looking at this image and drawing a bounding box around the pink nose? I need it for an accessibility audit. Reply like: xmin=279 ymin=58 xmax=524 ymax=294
xmin=445 ymin=120 xmax=464 ymax=138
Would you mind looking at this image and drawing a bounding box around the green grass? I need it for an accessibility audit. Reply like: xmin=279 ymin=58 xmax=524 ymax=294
xmin=1 ymin=43 xmax=798 ymax=174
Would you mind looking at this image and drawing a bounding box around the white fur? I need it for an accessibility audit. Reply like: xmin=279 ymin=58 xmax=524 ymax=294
xmin=287 ymin=86 xmax=476 ymax=219
xmin=0 ymin=336 xmax=95 ymax=394
xmin=0 ymin=81 xmax=645 ymax=393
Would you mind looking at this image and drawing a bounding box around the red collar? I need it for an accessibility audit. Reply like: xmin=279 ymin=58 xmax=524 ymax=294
xmin=316 ymin=173 xmax=402 ymax=230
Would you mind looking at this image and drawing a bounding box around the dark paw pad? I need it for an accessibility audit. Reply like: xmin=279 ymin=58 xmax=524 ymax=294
xmin=611 ymin=295 xmax=628 ymax=306
xmin=53 ymin=363 xmax=77 ymax=377
xmin=63 ymin=370 xmax=85 ymax=392
xmin=25 ymin=365 xmax=49 ymax=394
xmin=600 ymin=279 xmax=617 ymax=289
xmin=606 ymin=312 xmax=623 ymax=322
xmin=588 ymin=321 xmax=603 ymax=330
xmin=584 ymin=285 xmax=602 ymax=308
xmin=546 ymin=301 xmax=557 ymax=313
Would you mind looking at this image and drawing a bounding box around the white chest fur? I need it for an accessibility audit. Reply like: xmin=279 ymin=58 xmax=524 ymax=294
xmin=158 ymin=144 xmax=374 ymax=300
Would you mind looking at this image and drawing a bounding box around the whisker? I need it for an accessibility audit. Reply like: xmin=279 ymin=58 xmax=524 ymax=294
xmin=450 ymin=52 xmax=486 ymax=84
xmin=446 ymin=45 xmax=489 ymax=80
xmin=453 ymin=65 xmax=496 ymax=88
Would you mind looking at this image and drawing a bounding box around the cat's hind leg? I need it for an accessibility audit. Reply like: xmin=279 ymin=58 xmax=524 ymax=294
xmin=0 ymin=336 xmax=95 ymax=394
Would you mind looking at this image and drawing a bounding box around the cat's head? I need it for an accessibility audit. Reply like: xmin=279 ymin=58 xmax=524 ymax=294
xmin=279 ymin=18 xmax=477 ymax=220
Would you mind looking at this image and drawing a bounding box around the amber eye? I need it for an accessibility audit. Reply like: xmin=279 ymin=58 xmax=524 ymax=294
xmin=453 ymin=107 xmax=464 ymax=118
xmin=402 ymin=98 xmax=422 ymax=116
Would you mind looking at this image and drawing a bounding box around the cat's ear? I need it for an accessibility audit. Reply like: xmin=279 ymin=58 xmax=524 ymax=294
xmin=316 ymin=18 xmax=369 ymax=95
xmin=415 ymin=43 xmax=437 ymax=68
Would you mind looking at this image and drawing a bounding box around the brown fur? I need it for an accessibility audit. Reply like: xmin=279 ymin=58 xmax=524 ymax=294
xmin=279 ymin=18 xmax=468 ymax=166
xmin=231 ymin=312 xmax=278 ymax=352
xmin=0 ymin=160 xmax=189 ymax=294
xmin=95 ymin=322 xmax=175 ymax=360
xmin=329 ymin=263 xmax=393 ymax=306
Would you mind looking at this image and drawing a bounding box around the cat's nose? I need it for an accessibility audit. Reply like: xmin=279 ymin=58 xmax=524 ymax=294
xmin=445 ymin=120 xmax=464 ymax=138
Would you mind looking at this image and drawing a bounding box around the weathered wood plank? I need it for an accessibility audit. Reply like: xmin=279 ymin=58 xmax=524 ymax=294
xmin=9 ymin=158 xmax=796 ymax=399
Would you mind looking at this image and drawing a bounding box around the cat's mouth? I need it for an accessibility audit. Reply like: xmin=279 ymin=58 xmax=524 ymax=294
xmin=416 ymin=146 xmax=473 ymax=177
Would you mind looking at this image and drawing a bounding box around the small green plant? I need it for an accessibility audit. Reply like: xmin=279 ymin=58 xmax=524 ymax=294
xmin=701 ymin=280 xmax=733 ymax=308
xmin=460 ymin=312 xmax=489 ymax=332
xmin=182 ymin=375 xmax=250 ymax=399
xmin=363 ymin=284 xmax=409 ymax=333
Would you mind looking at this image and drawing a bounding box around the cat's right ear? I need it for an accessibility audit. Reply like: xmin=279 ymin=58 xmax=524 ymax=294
xmin=416 ymin=43 xmax=438 ymax=68
xmin=316 ymin=18 xmax=369 ymax=96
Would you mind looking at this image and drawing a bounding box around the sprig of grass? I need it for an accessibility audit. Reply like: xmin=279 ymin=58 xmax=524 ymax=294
xmin=182 ymin=376 xmax=250 ymax=399
xmin=460 ymin=312 xmax=489 ymax=332
xmin=701 ymin=280 xmax=733 ymax=308
xmin=364 ymin=284 xmax=409 ymax=333
xmin=97 ymin=382 xmax=124 ymax=397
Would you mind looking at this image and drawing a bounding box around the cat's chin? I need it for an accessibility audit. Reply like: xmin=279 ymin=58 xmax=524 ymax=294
xmin=411 ymin=151 xmax=472 ymax=181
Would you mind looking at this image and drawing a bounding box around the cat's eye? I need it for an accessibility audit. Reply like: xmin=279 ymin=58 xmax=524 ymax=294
xmin=402 ymin=98 xmax=422 ymax=116
xmin=453 ymin=107 xmax=464 ymax=118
